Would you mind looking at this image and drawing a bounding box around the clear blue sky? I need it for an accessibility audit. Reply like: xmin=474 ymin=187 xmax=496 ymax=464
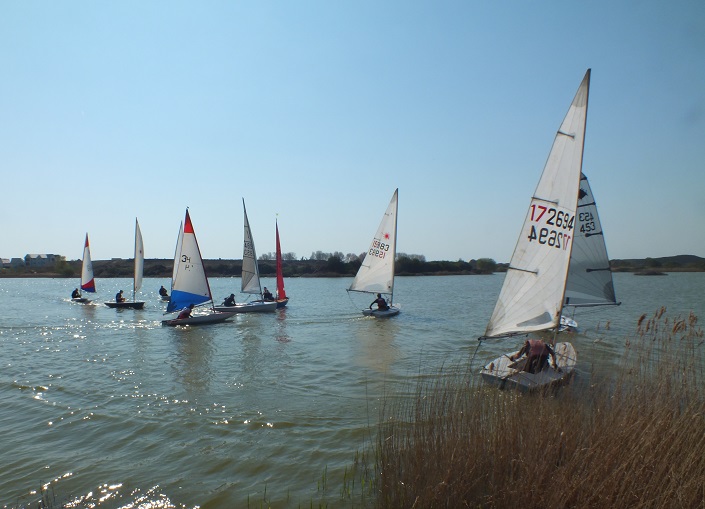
xmin=1 ymin=1 xmax=703 ymax=262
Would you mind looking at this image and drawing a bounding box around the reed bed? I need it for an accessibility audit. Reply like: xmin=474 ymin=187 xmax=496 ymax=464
xmin=366 ymin=309 xmax=705 ymax=509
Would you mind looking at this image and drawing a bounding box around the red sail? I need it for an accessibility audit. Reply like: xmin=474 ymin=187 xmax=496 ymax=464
xmin=275 ymin=221 xmax=287 ymax=300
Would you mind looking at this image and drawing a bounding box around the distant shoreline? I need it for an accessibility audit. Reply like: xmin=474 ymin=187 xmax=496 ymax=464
xmin=1 ymin=255 xmax=703 ymax=279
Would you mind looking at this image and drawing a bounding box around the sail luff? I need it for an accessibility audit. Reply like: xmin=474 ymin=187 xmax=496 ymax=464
xmin=390 ymin=188 xmax=399 ymax=305
xmin=483 ymin=70 xmax=591 ymax=338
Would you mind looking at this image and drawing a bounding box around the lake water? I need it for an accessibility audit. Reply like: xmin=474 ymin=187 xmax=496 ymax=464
xmin=1 ymin=273 xmax=704 ymax=507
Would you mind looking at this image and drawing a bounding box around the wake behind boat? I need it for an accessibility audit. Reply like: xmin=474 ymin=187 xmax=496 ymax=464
xmin=479 ymin=70 xmax=599 ymax=390
xmin=162 ymin=209 xmax=235 ymax=326
xmin=348 ymin=189 xmax=400 ymax=318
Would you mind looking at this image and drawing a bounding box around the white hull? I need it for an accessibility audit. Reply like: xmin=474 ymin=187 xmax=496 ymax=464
xmin=480 ymin=342 xmax=577 ymax=391
xmin=362 ymin=306 xmax=400 ymax=318
xmin=213 ymin=301 xmax=277 ymax=314
xmin=162 ymin=312 xmax=235 ymax=326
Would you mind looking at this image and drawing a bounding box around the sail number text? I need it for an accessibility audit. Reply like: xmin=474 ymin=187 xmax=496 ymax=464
xmin=579 ymin=211 xmax=597 ymax=234
xmin=527 ymin=204 xmax=574 ymax=250
xmin=369 ymin=240 xmax=390 ymax=259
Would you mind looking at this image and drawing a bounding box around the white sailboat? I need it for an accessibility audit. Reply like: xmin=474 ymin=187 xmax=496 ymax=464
xmin=105 ymin=218 xmax=146 ymax=309
xmin=72 ymin=233 xmax=95 ymax=303
xmin=163 ymin=210 xmax=234 ymax=326
xmin=479 ymin=70 xmax=599 ymax=390
xmin=213 ymin=199 xmax=277 ymax=313
xmin=562 ymin=172 xmax=620 ymax=325
xmin=348 ymin=188 xmax=400 ymax=317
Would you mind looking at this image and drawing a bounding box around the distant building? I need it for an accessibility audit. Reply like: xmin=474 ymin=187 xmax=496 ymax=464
xmin=2 ymin=257 xmax=26 ymax=268
xmin=25 ymin=254 xmax=58 ymax=267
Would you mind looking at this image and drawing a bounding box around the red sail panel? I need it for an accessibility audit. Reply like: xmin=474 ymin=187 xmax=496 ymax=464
xmin=275 ymin=222 xmax=286 ymax=299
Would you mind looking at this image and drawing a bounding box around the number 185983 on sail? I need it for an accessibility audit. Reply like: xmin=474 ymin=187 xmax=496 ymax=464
xmin=527 ymin=204 xmax=574 ymax=250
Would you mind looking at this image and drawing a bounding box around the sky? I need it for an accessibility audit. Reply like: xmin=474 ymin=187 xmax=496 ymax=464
xmin=1 ymin=1 xmax=704 ymax=263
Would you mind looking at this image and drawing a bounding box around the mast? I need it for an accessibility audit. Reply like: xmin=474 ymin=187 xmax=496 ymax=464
xmin=390 ymin=188 xmax=398 ymax=305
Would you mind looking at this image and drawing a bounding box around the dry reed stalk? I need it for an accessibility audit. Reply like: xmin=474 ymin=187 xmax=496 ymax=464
xmin=370 ymin=310 xmax=705 ymax=509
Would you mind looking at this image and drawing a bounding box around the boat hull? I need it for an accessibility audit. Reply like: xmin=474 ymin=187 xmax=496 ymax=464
xmin=162 ymin=312 xmax=235 ymax=326
xmin=275 ymin=298 xmax=289 ymax=308
xmin=105 ymin=301 xmax=146 ymax=309
xmin=213 ymin=301 xmax=277 ymax=314
xmin=72 ymin=297 xmax=91 ymax=304
xmin=362 ymin=306 xmax=400 ymax=318
xmin=480 ymin=342 xmax=577 ymax=391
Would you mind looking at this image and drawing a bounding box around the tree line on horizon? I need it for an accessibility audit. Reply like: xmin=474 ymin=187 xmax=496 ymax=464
xmin=2 ymin=253 xmax=703 ymax=279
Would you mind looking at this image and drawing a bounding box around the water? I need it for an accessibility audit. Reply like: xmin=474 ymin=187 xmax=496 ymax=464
xmin=1 ymin=273 xmax=703 ymax=507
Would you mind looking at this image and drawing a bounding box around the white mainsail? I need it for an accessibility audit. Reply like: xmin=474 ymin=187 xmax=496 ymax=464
xmin=167 ymin=210 xmax=213 ymax=313
xmin=134 ymin=218 xmax=144 ymax=297
xmin=563 ymin=173 xmax=618 ymax=307
xmin=80 ymin=233 xmax=96 ymax=293
xmin=484 ymin=70 xmax=591 ymax=338
xmin=241 ymin=199 xmax=262 ymax=297
xmin=349 ymin=188 xmax=398 ymax=300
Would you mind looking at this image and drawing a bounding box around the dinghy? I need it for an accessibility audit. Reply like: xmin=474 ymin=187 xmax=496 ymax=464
xmin=479 ymin=70 xmax=600 ymax=390
xmin=105 ymin=218 xmax=146 ymax=309
xmin=163 ymin=210 xmax=235 ymax=326
xmin=348 ymin=189 xmax=400 ymax=318
xmin=72 ymin=234 xmax=95 ymax=303
xmin=213 ymin=200 xmax=277 ymax=314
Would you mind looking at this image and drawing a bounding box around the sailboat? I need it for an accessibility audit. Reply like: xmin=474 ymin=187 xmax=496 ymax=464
xmin=561 ymin=172 xmax=620 ymax=327
xmin=105 ymin=218 xmax=146 ymax=309
xmin=163 ymin=209 xmax=235 ymax=326
xmin=214 ymin=199 xmax=277 ymax=313
xmin=348 ymin=188 xmax=400 ymax=317
xmin=72 ymin=233 xmax=95 ymax=303
xmin=274 ymin=219 xmax=289 ymax=308
xmin=479 ymin=70 xmax=600 ymax=390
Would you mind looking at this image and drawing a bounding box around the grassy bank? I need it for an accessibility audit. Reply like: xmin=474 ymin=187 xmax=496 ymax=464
xmin=350 ymin=308 xmax=704 ymax=508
